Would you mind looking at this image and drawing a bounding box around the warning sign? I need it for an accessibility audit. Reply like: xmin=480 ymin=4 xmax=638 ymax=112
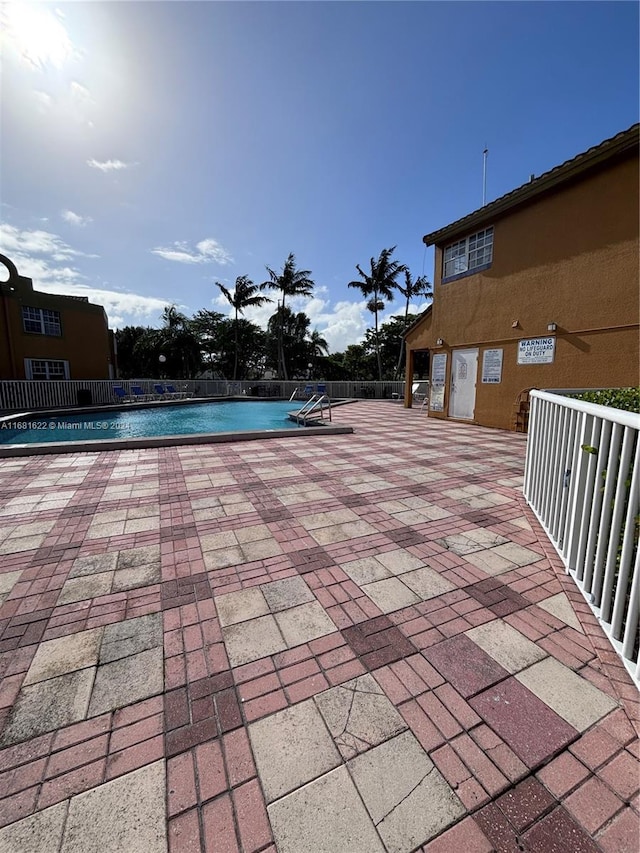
xmin=517 ymin=337 xmax=556 ymax=365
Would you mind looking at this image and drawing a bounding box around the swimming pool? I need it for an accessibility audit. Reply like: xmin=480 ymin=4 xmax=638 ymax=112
xmin=0 ymin=400 xmax=305 ymax=445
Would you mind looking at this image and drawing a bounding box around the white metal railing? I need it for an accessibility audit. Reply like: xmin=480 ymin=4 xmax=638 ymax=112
xmin=232 ymin=380 xmax=405 ymax=400
xmin=294 ymin=394 xmax=332 ymax=426
xmin=0 ymin=379 xmax=408 ymax=412
xmin=0 ymin=380 xmax=203 ymax=412
xmin=524 ymin=389 xmax=640 ymax=687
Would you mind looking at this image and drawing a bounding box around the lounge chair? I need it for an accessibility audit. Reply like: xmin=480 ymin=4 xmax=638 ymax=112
xmin=303 ymin=384 xmax=314 ymax=398
xmin=153 ymin=384 xmax=167 ymax=399
xmin=164 ymin=384 xmax=184 ymax=399
xmin=412 ymin=382 xmax=429 ymax=410
xmin=316 ymin=382 xmax=327 ymax=395
xmin=131 ymin=385 xmax=151 ymax=401
xmin=113 ymin=386 xmax=131 ymax=403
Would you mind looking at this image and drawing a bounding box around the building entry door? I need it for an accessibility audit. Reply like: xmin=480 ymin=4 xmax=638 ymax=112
xmin=450 ymin=348 xmax=478 ymax=419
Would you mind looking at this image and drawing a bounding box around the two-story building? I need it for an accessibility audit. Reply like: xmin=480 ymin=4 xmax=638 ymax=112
xmin=0 ymin=253 xmax=115 ymax=381
xmin=404 ymin=124 xmax=639 ymax=431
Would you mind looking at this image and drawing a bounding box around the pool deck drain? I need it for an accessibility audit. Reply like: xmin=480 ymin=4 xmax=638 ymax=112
xmin=0 ymin=401 xmax=637 ymax=852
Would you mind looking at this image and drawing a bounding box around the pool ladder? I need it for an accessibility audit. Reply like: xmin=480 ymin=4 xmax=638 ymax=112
xmin=295 ymin=394 xmax=332 ymax=426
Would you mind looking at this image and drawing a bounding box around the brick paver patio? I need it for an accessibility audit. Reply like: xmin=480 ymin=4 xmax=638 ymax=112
xmin=0 ymin=401 xmax=638 ymax=852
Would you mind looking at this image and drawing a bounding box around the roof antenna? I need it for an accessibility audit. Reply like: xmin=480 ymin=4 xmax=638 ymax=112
xmin=482 ymin=146 xmax=488 ymax=206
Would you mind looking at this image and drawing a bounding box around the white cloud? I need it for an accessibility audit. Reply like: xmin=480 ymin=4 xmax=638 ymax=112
xmin=0 ymin=222 xmax=99 ymax=284
xmin=302 ymin=297 xmax=369 ymax=353
xmin=7 ymin=253 xmax=84 ymax=288
xmin=32 ymin=89 xmax=53 ymax=112
xmin=151 ymin=244 xmax=201 ymax=265
xmin=1 ymin=4 xmax=75 ymax=71
xmin=35 ymin=283 xmax=169 ymax=328
xmin=61 ymin=209 xmax=93 ymax=227
xmin=196 ymin=238 xmax=234 ymax=264
xmin=0 ymin=223 xmax=92 ymax=260
xmin=70 ymin=80 xmax=92 ymax=103
xmin=152 ymin=238 xmax=234 ymax=266
xmin=29 ymin=82 xmax=94 ymax=126
xmin=87 ymin=159 xmax=136 ymax=172
xmin=0 ymin=223 xmax=167 ymax=328
xmin=69 ymin=81 xmax=94 ymax=125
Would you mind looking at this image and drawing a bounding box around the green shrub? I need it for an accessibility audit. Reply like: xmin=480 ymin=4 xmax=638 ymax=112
xmin=573 ymin=387 xmax=639 ymax=413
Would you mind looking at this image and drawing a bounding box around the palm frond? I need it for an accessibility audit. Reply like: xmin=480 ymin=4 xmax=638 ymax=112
xmin=377 ymin=282 xmax=395 ymax=301
xmin=308 ymin=328 xmax=329 ymax=355
xmin=366 ymin=298 xmax=384 ymax=314
xmin=217 ymin=283 xmax=233 ymax=306
xmin=242 ymin=294 xmax=272 ymax=310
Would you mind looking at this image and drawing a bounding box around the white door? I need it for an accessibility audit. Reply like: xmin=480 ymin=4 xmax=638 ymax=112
xmin=450 ymin=348 xmax=478 ymax=419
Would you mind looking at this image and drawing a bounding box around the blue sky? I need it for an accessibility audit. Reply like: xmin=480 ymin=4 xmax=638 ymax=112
xmin=1 ymin=1 xmax=638 ymax=352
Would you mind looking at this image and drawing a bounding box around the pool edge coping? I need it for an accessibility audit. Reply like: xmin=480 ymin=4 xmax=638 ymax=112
xmin=0 ymin=425 xmax=355 ymax=457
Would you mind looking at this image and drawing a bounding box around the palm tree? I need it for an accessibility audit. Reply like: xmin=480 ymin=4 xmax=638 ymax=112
xmin=262 ymin=253 xmax=314 ymax=380
xmin=161 ymin=305 xmax=189 ymax=331
xmin=217 ymin=276 xmax=271 ymax=379
xmin=348 ymin=246 xmax=406 ymax=380
xmin=159 ymin=306 xmax=201 ymax=378
xmin=190 ymin=309 xmax=225 ymax=376
xmin=307 ymin=328 xmax=329 ymax=377
xmin=394 ymin=271 xmax=432 ymax=377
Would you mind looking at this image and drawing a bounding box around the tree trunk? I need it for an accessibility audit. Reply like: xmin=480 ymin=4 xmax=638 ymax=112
xmin=395 ymin=300 xmax=410 ymax=378
xmin=279 ymin=296 xmax=288 ymax=380
xmin=233 ymin=307 xmax=239 ymax=380
xmin=395 ymin=340 xmax=405 ymax=379
xmin=374 ymin=288 xmax=383 ymax=381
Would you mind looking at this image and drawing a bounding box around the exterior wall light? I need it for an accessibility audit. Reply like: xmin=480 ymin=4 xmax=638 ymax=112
xmin=436 ymin=338 xmax=444 ymax=346
xmin=547 ymin=323 xmax=557 ymax=332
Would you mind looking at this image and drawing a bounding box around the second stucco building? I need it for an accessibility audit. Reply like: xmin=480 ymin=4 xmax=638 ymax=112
xmin=405 ymin=124 xmax=639 ymax=430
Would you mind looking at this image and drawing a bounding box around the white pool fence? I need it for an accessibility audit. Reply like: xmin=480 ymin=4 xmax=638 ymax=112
xmin=524 ymin=389 xmax=639 ymax=688
xmin=0 ymin=379 xmax=408 ymax=413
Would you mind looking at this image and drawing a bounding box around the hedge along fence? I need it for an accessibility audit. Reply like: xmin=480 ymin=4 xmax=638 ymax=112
xmin=574 ymin=387 xmax=640 ymax=413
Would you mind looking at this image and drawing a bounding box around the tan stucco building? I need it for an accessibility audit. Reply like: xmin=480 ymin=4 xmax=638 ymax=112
xmin=405 ymin=124 xmax=639 ymax=431
xmin=0 ymin=254 xmax=115 ymax=381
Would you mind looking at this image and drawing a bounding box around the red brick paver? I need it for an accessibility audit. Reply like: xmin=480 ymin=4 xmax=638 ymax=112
xmin=0 ymin=401 xmax=637 ymax=852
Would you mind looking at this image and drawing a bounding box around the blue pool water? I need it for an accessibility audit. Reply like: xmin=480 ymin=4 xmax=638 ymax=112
xmin=0 ymin=400 xmax=301 ymax=445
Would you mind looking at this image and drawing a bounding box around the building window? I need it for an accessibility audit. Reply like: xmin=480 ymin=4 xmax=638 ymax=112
xmin=443 ymin=226 xmax=493 ymax=280
xmin=22 ymin=306 xmax=62 ymax=336
xmin=25 ymin=359 xmax=69 ymax=380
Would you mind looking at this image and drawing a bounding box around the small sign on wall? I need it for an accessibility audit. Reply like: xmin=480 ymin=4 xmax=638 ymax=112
xmin=482 ymin=348 xmax=503 ymax=384
xmin=517 ymin=337 xmax=556 ymax=365
xmin=430 ymin=352 xmax=447 ymax=412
